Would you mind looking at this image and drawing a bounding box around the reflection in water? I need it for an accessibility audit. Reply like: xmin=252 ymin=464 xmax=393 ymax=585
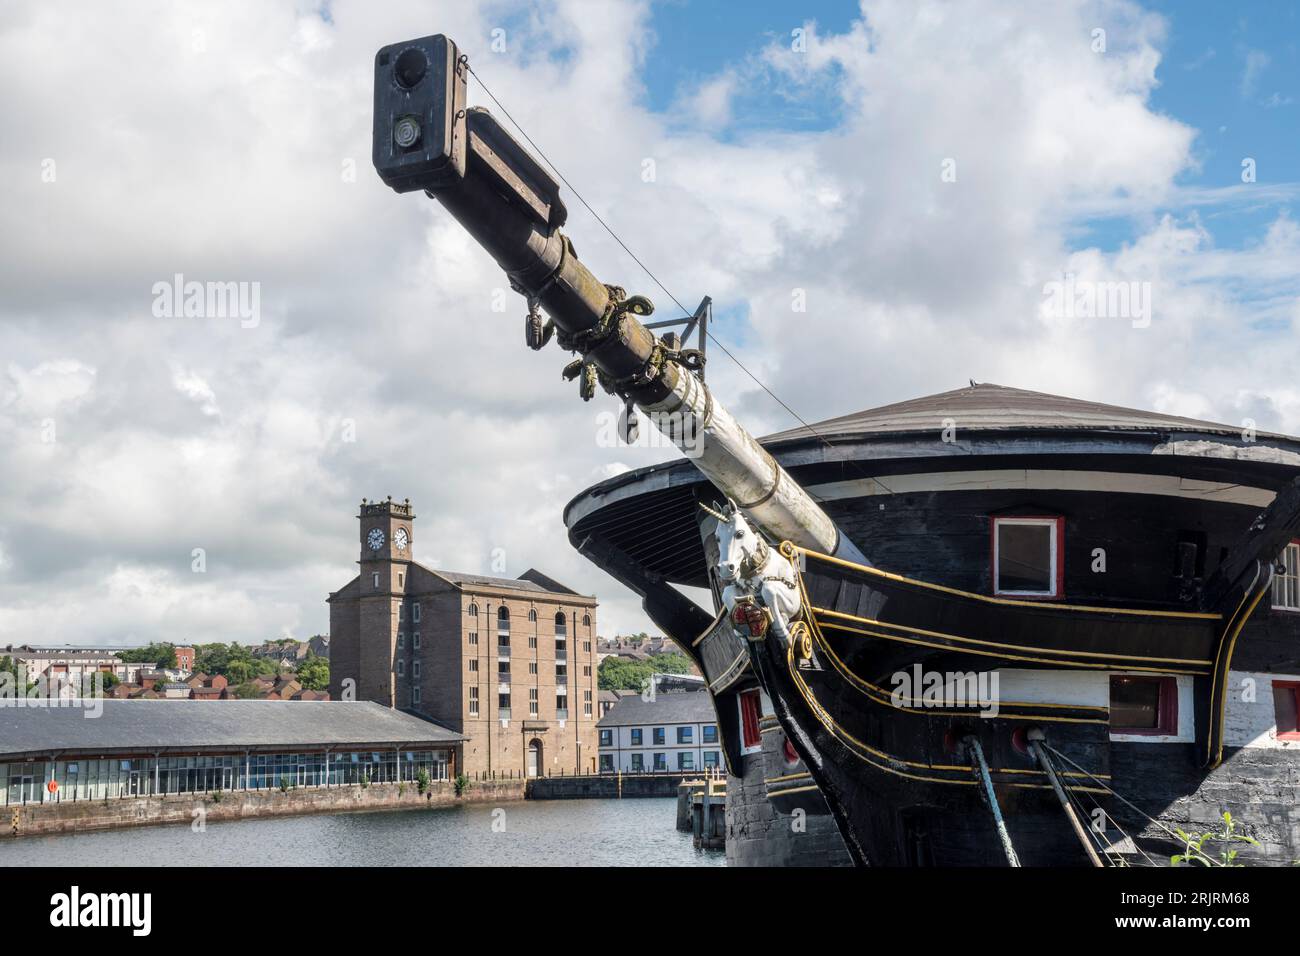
xmin=0 ymin=798 xmax=725 ymax=867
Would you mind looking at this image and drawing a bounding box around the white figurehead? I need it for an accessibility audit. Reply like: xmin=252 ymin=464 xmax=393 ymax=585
xmin=702 ymin=498 xmax=803 ymax=645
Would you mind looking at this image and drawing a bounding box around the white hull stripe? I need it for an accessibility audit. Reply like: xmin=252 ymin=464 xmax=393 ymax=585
xmin=808 ymin=469 xmax=1275 ymax=508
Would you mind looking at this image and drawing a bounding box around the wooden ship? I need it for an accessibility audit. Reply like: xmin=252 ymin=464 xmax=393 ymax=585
xmin=372 ymin=35 xmax=1300 ymax=865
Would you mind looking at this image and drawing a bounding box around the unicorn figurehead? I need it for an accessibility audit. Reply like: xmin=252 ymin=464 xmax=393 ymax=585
xmin=700 ymin=497 xmax=769 ymax=584
xmin=700 ymin=499 xmax=804 ymax=650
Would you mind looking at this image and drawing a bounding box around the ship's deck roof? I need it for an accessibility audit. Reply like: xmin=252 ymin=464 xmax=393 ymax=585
xmin=564 ymin=383 xmax=1300 ymax=589
xmin=762 ymin=382 xmax=1292 ymax=443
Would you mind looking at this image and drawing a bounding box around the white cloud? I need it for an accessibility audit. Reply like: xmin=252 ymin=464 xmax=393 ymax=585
xmin=0 ymin=0 xmax=1295 ymax=647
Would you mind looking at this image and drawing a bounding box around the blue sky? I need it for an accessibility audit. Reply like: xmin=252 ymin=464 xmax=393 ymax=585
xmin=632 ymin=0 xmax=1297 ymax=255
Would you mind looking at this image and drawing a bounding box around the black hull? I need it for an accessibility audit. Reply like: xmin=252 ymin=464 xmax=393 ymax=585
xmin=732 ymin=545 xmax=1279 ymax=866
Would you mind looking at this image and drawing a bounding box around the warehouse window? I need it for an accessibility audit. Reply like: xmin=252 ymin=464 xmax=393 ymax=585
xmin=468 ymin=603 xmax=478 ymax=618
xmin=1272 ymin=542 xmax=1300 ymax=611
xmin=992 ymin=516 xmax=1063 ymax=597
xmin=1109 ymin=675 xmax=1177 ymax=735
xmin=412 ymin=602 xmax=420 ymax=623
xmin=1274 ymin=681 xmax=1300 ymax=740
xmin=469 ymin=687 xmax=479 ymax=716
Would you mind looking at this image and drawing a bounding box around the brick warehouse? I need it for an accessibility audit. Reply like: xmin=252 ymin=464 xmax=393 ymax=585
xmin=328 ymin=497 xmax=599 ymax=777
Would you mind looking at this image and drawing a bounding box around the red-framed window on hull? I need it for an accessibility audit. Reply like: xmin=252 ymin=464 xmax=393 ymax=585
xmin=1109 ymin=675 xmax=1178 ymax=735
xmin=739 ymin=689 xmax=762 ymax=753
xmin=991 ymin=515 xmax=1065 ymax=598
xmin=1273 ymin=681 xmax=1300 ymax=740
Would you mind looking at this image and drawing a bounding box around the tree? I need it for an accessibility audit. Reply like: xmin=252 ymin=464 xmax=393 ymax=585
xmin=226 ymin=659 xmax=254 ymax=684
xmin=597 ymin=652 xmax=695 ymax=690
xmin=297 ymin=656 xmax=329 ymax=691
xmin=233 ymin=681 xmax=262 ymax=700
xmin=117 ymin=643 xmax=178 ymax=669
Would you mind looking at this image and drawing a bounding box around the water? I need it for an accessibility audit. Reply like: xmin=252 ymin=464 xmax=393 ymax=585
xmin=0 ymin=798 xmax=725 ymax=867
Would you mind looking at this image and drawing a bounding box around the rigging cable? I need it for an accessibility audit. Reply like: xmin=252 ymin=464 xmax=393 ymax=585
xmin=1043 ymin=742 xmax=1223 ymax=866
xmin=464 ymin=61 xmax=898 ymax=500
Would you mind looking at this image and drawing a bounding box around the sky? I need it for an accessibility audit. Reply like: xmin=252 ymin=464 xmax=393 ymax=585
xmin=0 ymin=0 xmax=1297 ymax=648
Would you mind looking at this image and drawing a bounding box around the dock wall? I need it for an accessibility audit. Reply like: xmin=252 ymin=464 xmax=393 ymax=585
xmin=3 ymin=779 xmax=525 ymax=839
xmin=526 ymin=773 xmax=688 ymax=799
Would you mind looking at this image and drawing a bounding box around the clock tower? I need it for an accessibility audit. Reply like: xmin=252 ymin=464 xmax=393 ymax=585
xmin=356 ymin=496 xmax=415 ymax=707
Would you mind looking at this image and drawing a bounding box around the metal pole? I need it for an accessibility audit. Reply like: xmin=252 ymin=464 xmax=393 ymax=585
xmin=964 ymin=736 xmax=1020 ymax=867
xmin=1027 ymin=732 xmax=1103 ymax=867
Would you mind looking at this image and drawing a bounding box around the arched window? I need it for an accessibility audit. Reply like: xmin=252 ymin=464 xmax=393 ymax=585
xmin=554 ymin=611 xmax=566 ymax=626
xmin=528 ymin=608 xmax=537 ymax=622
xmin=582 ymin=613 xmax=591 ymax=627
xmin=468 ymin=603 xmax=478 ymax=617
xmin=497 ymin=606 xmax=510 ymax=621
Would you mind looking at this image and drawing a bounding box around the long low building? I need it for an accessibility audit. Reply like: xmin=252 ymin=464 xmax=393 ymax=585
xmin=0 ymin=700 xmax=465 ymax=805
xmin=597 ymin=691 xmax=722 ymax=773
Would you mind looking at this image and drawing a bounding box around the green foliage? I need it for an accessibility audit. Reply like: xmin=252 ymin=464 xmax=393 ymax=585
xmin=116 ymin=643 xmax=179 ymax=669
xmin=454 ymin=773 xmax=470 ymax=796
xmin=211 ymin=789 xmax=223 ymax=803
xmin=597 ymin=652 xmax=694 ymax=690
xmin=1171 ymin=811 xmax=1260 ymax=867
xmin=226 ymin=659 xmax=254 ymax=684
xmin=296 ymin=656 xmax=330 ymax=691
xmin=233 ymin=682 xmax=262 ymax=700
xmin=278 ymin=775 xmax=291 ymax=793
xmin=416 ymin=767 xmax=431 ymax=795
xmin=0 ymin=656 xmax=38 ymax=695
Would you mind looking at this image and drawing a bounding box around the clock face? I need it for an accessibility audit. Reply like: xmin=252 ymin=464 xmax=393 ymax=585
xmin=367 ymin=528 xmax=385 ymax=551
xmin=394 ymin=528 xmax=409 ymax=552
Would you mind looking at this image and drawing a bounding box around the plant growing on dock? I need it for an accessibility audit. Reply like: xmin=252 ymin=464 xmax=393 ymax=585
xmin=454 ymin=773 xmax=470 ymax=797
xmin=278 ymin=775 xmax=290 ymax=793
xmin=399 ymin=782 xmax=406 ymax=796
xmin=416 ymin=768 xmax=430 ymax=795
xmin=211 ymin=789 xmax=223 ymax=804
xmin=1171 ymin=811 xmax=1259 ymax=866
xmin=361 ymin=773 xmax=370 ymax=790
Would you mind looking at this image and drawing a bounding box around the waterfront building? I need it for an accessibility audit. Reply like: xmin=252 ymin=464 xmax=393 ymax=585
xmin=597 ymin=690 xmax=721 ymax=774
xmin=328 ymin=497 xmax=600 ymax=777
xmin=0 ymin=700 xmax=463 ymax=806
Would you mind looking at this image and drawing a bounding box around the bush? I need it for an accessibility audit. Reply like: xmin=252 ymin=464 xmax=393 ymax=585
xmin=454 ymin=773 xmax=470 ymax=797
xmin=278 ymin=775 xmax=290 ymax=793
xmin=416 ymin=768 xmax=430 ymax=795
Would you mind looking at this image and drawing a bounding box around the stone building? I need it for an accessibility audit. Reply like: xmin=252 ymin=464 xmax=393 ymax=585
xmin=328 ymin=497 xmax=600 ymax=777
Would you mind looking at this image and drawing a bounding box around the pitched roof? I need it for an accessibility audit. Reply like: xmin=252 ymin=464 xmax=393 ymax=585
xmin=0 ymin=700 xmax=465 ymax=759
xmin=597 ymin=691 xmax=717 ymax=728
xmin=762 ymin=382 xmax=1291 ymax=443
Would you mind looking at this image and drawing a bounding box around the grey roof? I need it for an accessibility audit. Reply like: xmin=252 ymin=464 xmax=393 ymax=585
xmin=763 ymin=382 xmax=1293 ymax=444
xmin=0 ymin=700 xmax=465 ymax=759
xmin=597 ymin=691 xmax=716 ymax=728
